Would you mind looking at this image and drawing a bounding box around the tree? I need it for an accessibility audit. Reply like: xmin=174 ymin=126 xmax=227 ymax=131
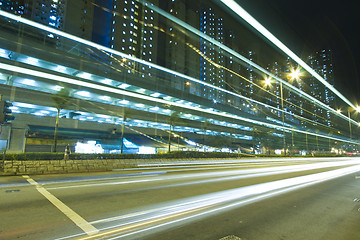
xmin=168 ymin=111 xmax=180 ymax=152
xmin=252 ymin=127 xmax=261 ymax=154
xmin=202 ymin=120 xmax=210 ymax=149
xmin=263 ymin=130 xmax=276 ymax=155
xmin=51 ymin=87 xmax=71 ymax=152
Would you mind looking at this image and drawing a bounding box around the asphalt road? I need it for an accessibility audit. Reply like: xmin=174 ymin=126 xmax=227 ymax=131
xmin=1 ymin=157 xmax=360 ymax=240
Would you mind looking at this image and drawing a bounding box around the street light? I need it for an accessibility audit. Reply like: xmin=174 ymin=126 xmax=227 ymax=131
xmin=279 ymin=80 xmax=286 ymax=154
xmin=288 ymin=66 xmax=302 ymax=82
xmin=346 ymin=106 xmax=360 ymax=139
xmin=348 ymin=107 xmax=352 ymax=140
xmin=263 ymin=77 xmax=272 ymax=87
xmin=263 ymin=75 xmax=286 ymax=154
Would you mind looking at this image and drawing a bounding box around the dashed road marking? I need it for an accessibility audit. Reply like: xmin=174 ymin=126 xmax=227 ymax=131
xmin=22 ymin=175 xmax=99 ymax=235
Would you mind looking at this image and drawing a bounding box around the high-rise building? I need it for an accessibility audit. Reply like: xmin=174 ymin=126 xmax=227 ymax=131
xmin=0 ymin=0 xmax=337 ymax=128
xmin=199 ymin=4 xmax=225 ymax=103
xmin=0 ymin=0 xmax=27 ymax=15
xmin=158 ymin=0 xmax=201 ymax=95
xmin=0 ymin=0 xmax=159 ymax=78
xmin=308 ymin=49 xmax=335 ymax=126
xmin=264 ymin=51 xmax=336 ymax=127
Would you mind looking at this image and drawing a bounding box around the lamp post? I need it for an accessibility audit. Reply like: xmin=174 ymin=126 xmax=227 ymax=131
xmin=287 ymin=67 xmax=302 ymax=155
xmin=265 ymin=69 xmax=302 ymax=155
xmin=264 ymin=77 xmax=286 ymax=154
xmin=347 ymin=107 xmax=352 ymax=140
xmin=280 ymin=81 xmax=286 ymax=155
xmin=347 ymin=106 xmax=360 ymax=152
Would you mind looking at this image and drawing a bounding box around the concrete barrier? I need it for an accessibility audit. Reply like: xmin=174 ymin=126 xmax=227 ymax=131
xmin=2 ymin=159 xmax=151 ymax=175
xmin=1 ymin=158 xmax=218 ymax=175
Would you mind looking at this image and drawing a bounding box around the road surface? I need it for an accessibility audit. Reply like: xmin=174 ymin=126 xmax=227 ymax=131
xmin=1 ymin=157 xmax=360 ymax=239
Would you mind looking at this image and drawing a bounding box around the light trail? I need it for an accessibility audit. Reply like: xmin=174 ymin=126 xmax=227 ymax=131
xmin=1 ymin=62 xmax=358 ymax=145
xmin=0 ymin=9 xmax=250 ymax=106
xmin=0 ymin=9 xmax=356 ymax=127
xmin=45 ymin=158 xmax=360 ymax=194
xmin=65 ymin=160 xmax=360 ymax=240
xmin=31 ymin=158 xmax=356 ymax=190
xmin=218 ymin=0 xmax=356 ymax=110
xmin=136 ymin=0 xmax=356 ymax=124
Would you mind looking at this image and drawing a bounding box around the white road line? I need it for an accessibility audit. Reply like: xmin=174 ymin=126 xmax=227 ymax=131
xmin=22 ymin=175 xmax=99 ymax=235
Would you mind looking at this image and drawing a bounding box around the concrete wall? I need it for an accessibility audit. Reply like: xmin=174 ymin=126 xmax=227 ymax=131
xmin=2 ymin=159 xmax=148 ymax=175
xmin=2 ymin=158 xmax=185 ymax=175
xmin=8 ymin=128 xmax=26 ymax=153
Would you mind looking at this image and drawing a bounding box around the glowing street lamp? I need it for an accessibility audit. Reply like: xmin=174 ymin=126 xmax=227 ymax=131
xmin=348 ymin=106 xmax=360 ymax=139
xmin=263 ymin=77 xmax=272 ymax=87
xmin=288 ymin=67 xmax=302 ymax=81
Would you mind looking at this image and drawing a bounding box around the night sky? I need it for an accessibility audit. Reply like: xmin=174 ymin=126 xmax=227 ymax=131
xmin=232 ymin=0 xmax=360 ymax=105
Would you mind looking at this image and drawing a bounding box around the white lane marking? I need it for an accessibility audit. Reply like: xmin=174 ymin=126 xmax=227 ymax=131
xmin=355 ymin=176 xmax=360 ymax=179
xmin=22 ymin=175 xmax=99 ymax=235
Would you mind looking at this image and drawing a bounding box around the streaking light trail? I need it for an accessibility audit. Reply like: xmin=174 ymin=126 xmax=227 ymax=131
xmin=137 ymin=0 xmax=355 ymax=124
xmin=0 ymin=9 xmax=354 ymax=126
xmin=58 ymin=158 xmax=360 ymax=240
xmin=218 ymin=0 xmax=357 ymax=110
xmin=0 ymin=62 xmax=358 ymax=145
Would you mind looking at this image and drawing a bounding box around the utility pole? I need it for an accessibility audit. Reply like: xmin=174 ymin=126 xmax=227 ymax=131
xmin=280 ymin=82 xmax=286 ymax=155
xmin=348 ymin=109 xmax=352 ymax=140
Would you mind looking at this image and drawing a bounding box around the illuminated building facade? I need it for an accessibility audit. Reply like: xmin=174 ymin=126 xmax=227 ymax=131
xmin=308 ymin=49 xmax=335 ymax=126
xmin=158 ymin=0 xmax=201 ymax=95
xmin=199 ymin=5 xmax=225 ymax=103
xmin=0 ymin=1 xmax=342 ymax=153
